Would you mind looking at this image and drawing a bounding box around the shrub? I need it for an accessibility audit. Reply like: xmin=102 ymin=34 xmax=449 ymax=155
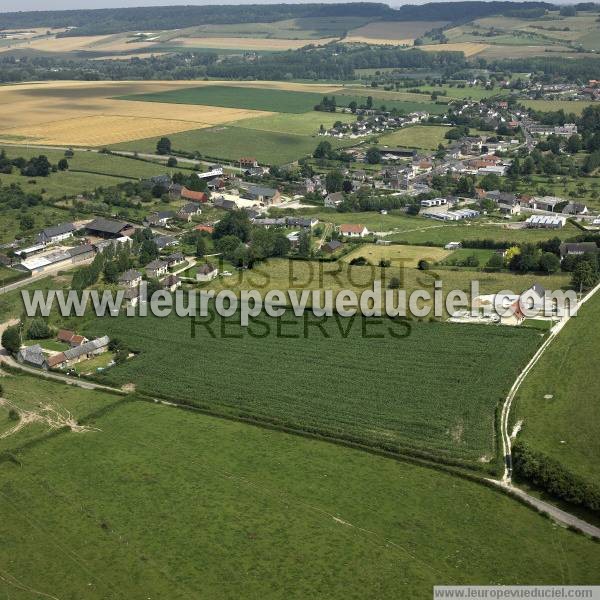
xmin=8 ymin=409 xmax=19 ymax=422
xmin=512 ymin=440 xmax=600 ymax=512
xmin=1 ymin=325 xmax=21 ymax=355
xmin=27 ymin=318 xmax=52 ymax=340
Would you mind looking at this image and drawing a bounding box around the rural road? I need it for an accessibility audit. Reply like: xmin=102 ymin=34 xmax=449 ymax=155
xmin=0 ymin=142 xmax=244 ymax=173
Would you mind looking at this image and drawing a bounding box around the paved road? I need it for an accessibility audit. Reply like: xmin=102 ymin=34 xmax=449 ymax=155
xmin=489 ymin=479 xmax=600 ymax=539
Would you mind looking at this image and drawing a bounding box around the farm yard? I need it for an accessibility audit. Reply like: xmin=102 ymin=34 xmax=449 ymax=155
xmin=84 ymin=309 xmax=542 ymax=466
xmin=1 ymin=374 xmax=599 ymax=599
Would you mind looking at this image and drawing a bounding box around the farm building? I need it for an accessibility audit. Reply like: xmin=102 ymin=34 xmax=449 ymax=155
xmin=421 ymin=198 xmax=447 ymax=208
xmin=36 ymin=223 xmax=76 ymax=245
xmin=17 ymin=345 xmax=47 ymax=369
xmin=181 ymin=188 xmax=208 ymax=203
xmin=62 ymin=336 xmax=110 ymax=366
xmin=242 ymin=185 xmax=281 ymax=205
xmin=57 ymin=330 xmax=88 ymax=347
xmin=197 ymin=167 xmax=224 ymax=181
xmin=525 ymin=215 xmax=566 ymax=229
xmin=16 ymin=244 xmax=94 ymax=275
xmin=86 ymin=217 xmax=134 ymax=239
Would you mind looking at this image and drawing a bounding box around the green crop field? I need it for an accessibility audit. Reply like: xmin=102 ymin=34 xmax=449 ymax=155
xmin=119 ymin=85 xmax=448 ymax=116
xmin=513 ymin=290 xmax=600 ymax=488
xmin=1 ymin=373 xmax=599 ymax=599
xmin=111 ymin=126 xmax=353 ymax=165
xmin=378 ymin=125 xmax=451 ymax=150
xmin=84 ymin=309 xmax=542 ymax=466
xmin=118 ymin=85 xmax=327 ymax=113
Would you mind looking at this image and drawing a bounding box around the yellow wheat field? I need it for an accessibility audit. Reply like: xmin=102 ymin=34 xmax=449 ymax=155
xmin=0 ymin=33 xmax=156 ymax=54
xmin=417 ymin=42 xmax=489 ymax=57
xmin=168 ymin=36 xmax=337 ymax=50
xmin=343 ymin=36 xmax=414 ymax=46
xmin=0 ymin=81 xmax=278 ymax=146
xmin=1 ymin=115 xmax=217 ymax=146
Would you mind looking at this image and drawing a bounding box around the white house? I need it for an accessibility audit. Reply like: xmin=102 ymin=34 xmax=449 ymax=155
xmin=339 ymin=224 xmax=369 ymax=238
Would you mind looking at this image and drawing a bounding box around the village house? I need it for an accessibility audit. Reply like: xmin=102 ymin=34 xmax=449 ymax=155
xmin=154 ymin=234 xmax=178 ymax=250
xmin=118 ymin=269 xmax=142 ymax=288
xmin=239 ymin=157 xmax=259 ymax=169
xmin=145 ymin=259 xmax=169 ymax=279
xmin=17 ymin=344 xmax=47 ymax=369
xmin=559 ymin=242 xmax=599 ymax=260
xmin=322 ymin=240 xmax=343 ymax=254
xmin=562 ymin=203 xmax=589 ymax=216
xmin=162 ymin=274 xmax=182 ymax=292
xmin=324 ymin=191 xmax=344 ymax=209
xmin=163 ymin=252 xmax=185 ymax=269
xmin=196 ymin=263 xmax=219 ymax=282
xmin=339 ymin=224 xmax=369 ymax=238
xmin=177 ymin=203 xmax=202 ymax=222
xmin=143 ymin=211 xmax=176 ymax=228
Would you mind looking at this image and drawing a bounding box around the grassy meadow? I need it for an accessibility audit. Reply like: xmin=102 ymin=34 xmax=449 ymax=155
xmin=513 ymin=290 xmax=600 ymax=488
xmin=1 ymin=373 xmax=599 ymax=599
xmin=111 ymin=125 xmax=353 ymax=165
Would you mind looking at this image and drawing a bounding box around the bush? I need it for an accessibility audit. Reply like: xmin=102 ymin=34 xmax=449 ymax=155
xmin=349 ymin=256 xmax=368 ymax=266
xmin=1 ymin=325 xmax=21 ymax=355
xmin=512 ymin=440 xmax=600 ymax=512
xmin=388 ymin=277 xmax=401 ymax=289
xmin=8 ymin=409 xmax=19 ymax=422
xmin=417 ymin=259 xmax=430 ymax=271
xmin=27 ymin=318 xmax=52 ymax=340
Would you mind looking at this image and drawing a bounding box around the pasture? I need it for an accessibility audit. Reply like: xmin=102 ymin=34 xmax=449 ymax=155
xmin=1 ymin=375 xmax=599 ymax=599
xmin=378 ymin=125 xmax=451 ymax=150
xmin=111 ymin=125 xmax=353 ymax=165
xmin=84 ymin=308 xmax=542 ymax=465
xmin=513 ymin=290 xmax=600 ymax=488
